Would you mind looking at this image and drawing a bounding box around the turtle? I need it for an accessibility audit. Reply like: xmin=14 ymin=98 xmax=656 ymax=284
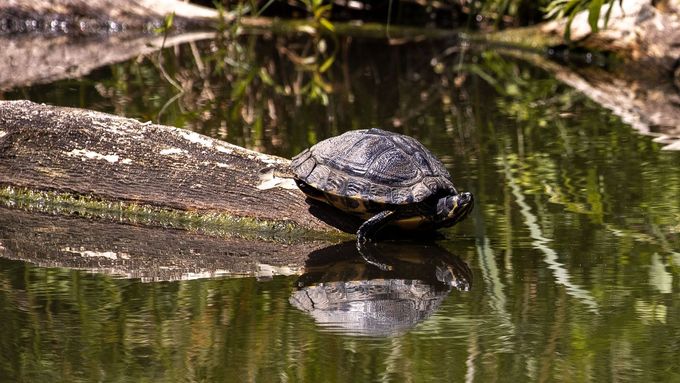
xmin=291 ymin=128 xmax=474 ymax=247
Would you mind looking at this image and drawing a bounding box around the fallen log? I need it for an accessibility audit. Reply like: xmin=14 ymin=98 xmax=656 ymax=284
xmin=0 ymin=100 xmax=356 ymax=243
xmin=485 ymin=0 xmax=679 ymax=80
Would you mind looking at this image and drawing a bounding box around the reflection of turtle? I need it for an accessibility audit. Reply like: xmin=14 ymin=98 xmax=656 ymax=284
xmin=291 ymin=128 xmax=473 ymax=245
xmin=289 ymin=241 xmax=472 ymax=336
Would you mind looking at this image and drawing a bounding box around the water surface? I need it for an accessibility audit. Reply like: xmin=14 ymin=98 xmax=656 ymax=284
xmin=1 ymin=34 xmax=679 ymax=382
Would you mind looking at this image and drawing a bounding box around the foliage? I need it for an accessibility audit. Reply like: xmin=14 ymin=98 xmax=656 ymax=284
xmin=209 ymin=0 xmax=619 ymax=34
xmin=300 ymin=0 xmax=335 ymax=32
xmin=467 ymin=0 xmax=621 ymax=37
xmin=473 ymin=0 xmax=552 ymax=27
xmin=544 ymin=0 xmax=622 ymax=39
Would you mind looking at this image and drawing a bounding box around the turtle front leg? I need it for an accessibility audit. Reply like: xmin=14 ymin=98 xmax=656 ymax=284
xmin=356 ymin=210 xmax=396 ymax=245
xmin=356 ymin=210 xmax=396 ymax=271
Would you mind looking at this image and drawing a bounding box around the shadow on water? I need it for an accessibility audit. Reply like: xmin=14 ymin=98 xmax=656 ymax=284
xmin=290 ymin=240 xmax=472 ymax=337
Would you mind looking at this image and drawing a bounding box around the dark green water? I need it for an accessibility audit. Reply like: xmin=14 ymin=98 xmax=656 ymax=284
xmin=1 ymin=34 xmax=679 ymax=382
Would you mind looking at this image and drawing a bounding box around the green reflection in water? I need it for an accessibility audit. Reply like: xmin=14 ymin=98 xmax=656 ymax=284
xmin=1 ymin=33 xmax=680 ymax=382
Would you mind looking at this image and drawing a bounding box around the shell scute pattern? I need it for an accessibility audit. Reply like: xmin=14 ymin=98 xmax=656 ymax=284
xmin=291 ymin=128 xmax=457 ymax=209
xmin=368 ymin=183 xmax=392 ymax=204
xmin=411 ymin=182 xmax=433 ymax=202
xmin=413 ymin=151 xmax=436 ymax=177
xmin=391 ymin=187 xmax=415 ymax=205
xmin=324 ymin=169 xmax=348 ymax=195
xmin=391 ymin=134 xmax=424 ymax=155
xmin=344 ymin=197 xmax=361 ymax=209
xmin=345 ymin=178 xmax=371 ymax=198
xmin=306 ymin=163 xmax=331 ymax=189
xmin=322 ymin=133 xmax=386 ymax=175
xmin=364 ymin=148 xmax=421 ymax=187
xmin=292 ymin=149 xmax=315 ymax=178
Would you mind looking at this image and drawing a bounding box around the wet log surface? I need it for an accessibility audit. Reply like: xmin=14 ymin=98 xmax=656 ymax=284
xmin=0 ymin=100 xmax=358 ymax=239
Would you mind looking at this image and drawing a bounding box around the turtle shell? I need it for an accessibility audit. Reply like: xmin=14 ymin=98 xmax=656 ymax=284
xmin=291 ymin=128 xmax=457 ymax=211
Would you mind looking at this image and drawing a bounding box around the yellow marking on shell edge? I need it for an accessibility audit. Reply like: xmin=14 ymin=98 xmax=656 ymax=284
xmin=392 ymin=216 xmax=428 ymax=230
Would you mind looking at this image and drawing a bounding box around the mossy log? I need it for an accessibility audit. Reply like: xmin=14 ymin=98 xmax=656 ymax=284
xmin=0 ymin=100 xmax=357 ymax=243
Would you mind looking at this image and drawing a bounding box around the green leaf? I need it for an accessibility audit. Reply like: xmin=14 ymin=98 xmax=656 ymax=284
xmin=164 ymin=12 xmax=175 ymax=29
xmin=319 ymin=17 xmax=335 ymax=32
xmin=545 ymin=0 xmax=570 ymax=19
xmin=314 ymin=4 xmax=333 ymax=19
xmin=564 ymin=10 xmax=577 ymax=41
xmin=255 ymin=0 xmax=276 ymax=17
xmin=604 ymin=0 xmax=616 ymax=27
xmin=153 ymin=12 xmax=175 ymax=34
xmin=588 ymin=0 xmax=604 ymax=33
xmin=258 ymin=68 xmax=274 ymax=86
xmin=563 ymin=0 xmax=582 ymax=14
xmin=319 ymin=55 xmax=335 ymax=73
xmin=230 ymin=71 xmax=255 ymax=101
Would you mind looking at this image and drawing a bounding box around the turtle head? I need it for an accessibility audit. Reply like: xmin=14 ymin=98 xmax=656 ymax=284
xmin=436 ymin=192 xmax=474 ymax=228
